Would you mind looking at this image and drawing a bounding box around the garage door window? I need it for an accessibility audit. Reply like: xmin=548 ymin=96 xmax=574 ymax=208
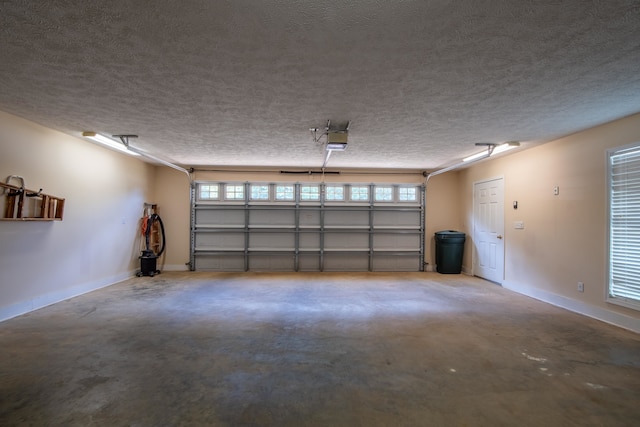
xmin=251 ymin=185 xmax=269 ymax=200
xmin=608 ymin=142 xmax=640 ymax=310
xmin=225 ymin=184 xmax=244 ymax=200
xmin=350 ymin=186 xmax=369 ymax=201
xmin=300 ymin=185 xmax=320 ymax=201
xmin=326 ymin=185 xmax=344 ymax=201
xmin=276 ymin=185 xmax=295 ymax=201
xmin=375 ymin=186 xmax=393 ymax=202
xmin=199 ymin=184 xmax=219 ymax=200
xmin=399 ymin=187 xmax=417 ymax=202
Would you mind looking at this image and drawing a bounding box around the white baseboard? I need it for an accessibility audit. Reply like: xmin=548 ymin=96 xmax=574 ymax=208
xmin=502 ymin=280 xmax=640 ymax=333
xmin=0 ymin=270 xmax=135 ymax=323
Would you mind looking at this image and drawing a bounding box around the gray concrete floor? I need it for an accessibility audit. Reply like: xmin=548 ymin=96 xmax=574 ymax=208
xmin=1 ymin=272 xmax=639 ymax=426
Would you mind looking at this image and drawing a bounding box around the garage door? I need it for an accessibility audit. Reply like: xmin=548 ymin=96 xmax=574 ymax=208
xmin=191 ymin=182 xmax=424 ymax=271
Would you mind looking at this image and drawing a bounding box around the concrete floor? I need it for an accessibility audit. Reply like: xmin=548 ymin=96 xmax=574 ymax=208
xmin=1 ymin=272 xmax=639 ymax=426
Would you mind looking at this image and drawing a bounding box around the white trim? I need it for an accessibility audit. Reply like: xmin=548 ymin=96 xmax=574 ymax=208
xmin=605 ymin=149 xmax=613 ymax=307
xmin=0 ymin=270 xmax=135 ymax=323
xmin=607 ymin=294 xmax=640 ymax=312
xmin=503 ymin=280 xmax=640 ymax=333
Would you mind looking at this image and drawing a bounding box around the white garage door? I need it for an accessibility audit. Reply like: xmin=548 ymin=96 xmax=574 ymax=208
xmin=191 ymin=182 xmax=424 ymax=272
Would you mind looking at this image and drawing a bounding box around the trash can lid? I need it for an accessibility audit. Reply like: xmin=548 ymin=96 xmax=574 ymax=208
xmin=435 ymin=230 xmax=465 ymax=237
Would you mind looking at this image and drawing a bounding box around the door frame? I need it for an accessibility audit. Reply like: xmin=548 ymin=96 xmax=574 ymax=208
xmin=472 ymin=176 xmax=505 ymax=283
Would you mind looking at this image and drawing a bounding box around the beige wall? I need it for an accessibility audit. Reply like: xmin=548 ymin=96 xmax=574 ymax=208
xmin=456 ymin=112 xmax=640 ymax=331
xmin=0 ymin=111 xmax=156 ymax=320
xmin=424 ymin=172 xmax=461 ymax=270
xmin=153 ymin=167 xmax=192 ymax=270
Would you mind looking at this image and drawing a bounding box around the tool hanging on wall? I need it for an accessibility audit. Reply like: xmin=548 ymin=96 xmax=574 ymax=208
xmin=137 ymin=204 xmax=166 ymax=277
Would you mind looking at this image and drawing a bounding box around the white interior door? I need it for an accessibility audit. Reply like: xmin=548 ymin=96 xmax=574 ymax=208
xmin=473 ymin=178 xmax=504 ymax=283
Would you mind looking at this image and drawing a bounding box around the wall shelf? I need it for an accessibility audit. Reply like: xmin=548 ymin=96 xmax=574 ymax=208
xmin=1 ymin=182 xmax=65 ymax=221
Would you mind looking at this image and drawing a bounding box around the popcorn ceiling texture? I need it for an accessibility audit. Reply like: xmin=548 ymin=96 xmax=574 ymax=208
xmin=0 ymin=0 xmax=639 ymax=169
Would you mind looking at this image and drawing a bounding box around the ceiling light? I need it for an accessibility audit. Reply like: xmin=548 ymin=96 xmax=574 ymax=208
xmin=462 ymin=151 xmax=488 ymax=162
xmin=462 ymin=141 xmax=520 ymax=162
xmin=492 ymin=141 xmax=520 ymax=155
xmin=326 ymin=131 xmax=348 ymax=151
xmin=326 ymin=143 xmax=347 ymax=151
xmin=81 ymin=131 xmax=139 ymax=156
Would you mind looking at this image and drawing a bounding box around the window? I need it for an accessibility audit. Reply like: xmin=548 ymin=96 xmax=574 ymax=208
xmin=375 ymin=186 xmax=393 ymax=202
xmin=250 ymin=184 xmax=269 ymax=200
xmin=398 ymin=186 xmax=417 ymax=202
xmin=225 ymin=184 xmax=244 ymax=200
xmin=198 ymin=182 xmax=422 ymax=206
xmin=300 ymin=185 xmax=320 ymax=201
xmin=608 ymin=143 xmax=640 ymax=309
xmin=199 ymin=184 xmax=219 ymax=200
xmin=276 ymin=185 xmax=294 ymax=201
xmin=325 ymin=185 xmax=344 ymax=201
xmin=350 ymin=186 xmax=369 ymax=201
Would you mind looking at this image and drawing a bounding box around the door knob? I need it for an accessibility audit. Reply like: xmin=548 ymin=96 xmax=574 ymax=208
xmin=497 ymin=235 xmax=503 ymax=239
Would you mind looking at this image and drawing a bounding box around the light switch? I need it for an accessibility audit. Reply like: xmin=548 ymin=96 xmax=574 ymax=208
xmin=514 ymin=221 xmax=524 ymax=229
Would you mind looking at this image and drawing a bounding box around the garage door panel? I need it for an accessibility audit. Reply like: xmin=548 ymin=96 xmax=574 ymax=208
xmin=195 ymin=232 xmax=244 ymax=250
xmin=299 ymin=232 xmax=320 ymax=250
xmin=249 ymin=232 xmax=295 ymax=250
xmin=373 ymin=211 xmax=420 ymax=227
xmin=249 ymin=254 xmax=295 ymax=271
xmin=192 ymin=183 xmax=424 ymax=272
xmin=324 ymin=253 xmax=369 ymax=271
xmin=299 ymin=210 xmax=320 ymax=227
xmin=373 ymin=255 xmax=421 ymax=271
xmin=324 ymin=210 xmax=368 ymax=226
xmin=195 ymin=209 xmax=244 ymax=227
xmin=298 ymin=253 xmax=321 ymax=271
xmin=195 ymin=254 xmax=244 ymax=271
xmin=249 ymin=209 xmax=295 ymax=226
xmin=373 ymin=233 xmax=421 ymax=250
xmin=324 ymin=232 xmax=369 ymax=250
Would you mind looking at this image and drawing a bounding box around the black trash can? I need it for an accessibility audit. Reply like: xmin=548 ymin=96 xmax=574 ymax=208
xmin=434 ymin=230 xmax=466 ymax=274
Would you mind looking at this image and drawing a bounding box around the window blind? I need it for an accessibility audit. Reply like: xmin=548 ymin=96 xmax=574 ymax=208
xmin=609 ymin=144 xmax=640 ymax=307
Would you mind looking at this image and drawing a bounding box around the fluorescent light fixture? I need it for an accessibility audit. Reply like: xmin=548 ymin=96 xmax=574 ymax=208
xmin=462 ymin=151 xmax=488 ymax=162
xmin=492 ymin=141 xmax=520 ymax=155
xmin=462 ymin=141 xmax=520 ymax=162
xmin=326 ymin=143 xmax=347 ymax=151
xmin=81 ymin=131 xmax=139 ymax=156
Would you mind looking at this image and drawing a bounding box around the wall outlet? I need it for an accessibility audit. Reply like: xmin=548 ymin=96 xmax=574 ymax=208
xmin=577 ymin=281 xmax=584 ymax=292
xmin=554 ymin=186 xmax=560 ymax=195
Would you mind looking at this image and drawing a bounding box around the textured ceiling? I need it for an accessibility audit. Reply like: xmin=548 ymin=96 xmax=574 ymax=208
xmin=1 ymin=0 xmax=639 ymax=171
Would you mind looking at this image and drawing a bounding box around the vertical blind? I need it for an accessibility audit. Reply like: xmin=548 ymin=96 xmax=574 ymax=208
xmin=609 ymin=144 xmax=640 ymax=306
